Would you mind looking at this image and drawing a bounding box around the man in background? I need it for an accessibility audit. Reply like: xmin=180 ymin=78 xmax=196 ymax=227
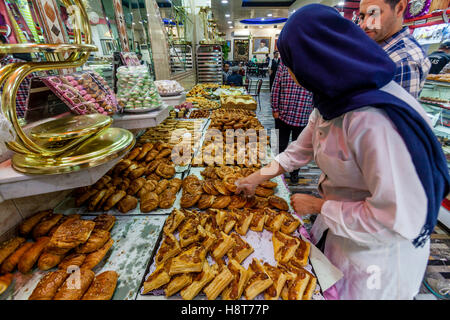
xmin=428 ymin=41 xmax=450 ymax=74
xmin=222 ymin=63 xmax=231 ymax=83
xmin=271 ymin=62 xmax=314 ymax=184
xmin=268 ymin=51 xmax=281 ymax=90
xmin=226 ymin=66 xmax=243 ymax=86
xmin=359 ymin=0 xmax=431 ymax=98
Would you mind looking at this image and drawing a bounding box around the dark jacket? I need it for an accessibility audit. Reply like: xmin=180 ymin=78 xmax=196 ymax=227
xmin=226 ymin=73 xmax=243 ymax=86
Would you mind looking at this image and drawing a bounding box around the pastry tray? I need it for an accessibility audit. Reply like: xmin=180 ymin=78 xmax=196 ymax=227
xmin=1 ymin=215 xmax=166 ymax=300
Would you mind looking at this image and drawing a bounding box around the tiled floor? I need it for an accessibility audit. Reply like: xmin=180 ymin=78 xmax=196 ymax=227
xmin=255 ymin=82 xmax=450 ymax=300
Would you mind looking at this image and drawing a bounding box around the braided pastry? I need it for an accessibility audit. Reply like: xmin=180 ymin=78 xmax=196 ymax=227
xmin=197 ymin=194 xmax=216 ymax=210
xmin=168 ymin=178 xmax=182 ymax=193
xmin=136 ymin=143 xmax=154 ymax=161
xmin=127 ymin=177 xmax=146 ymax=196
xmin=180 ymin=192 xmax=202 ymax=208
xmin=228 ymin=194 xmax=247 ymax=209
xmin=140 ymin=192 xmax=159 ymax=213
xmin=211 ymin=195 xmax=232 ymax=209
xmin=213 ymin=180 xmax=231 ymax=196
xmin=159 ymin=189 xmax=177 ymax=209
xmin=255 ymin=186 xmax=275 ymax=198
xmin=202 ymin=180 xmax=219 ymax=195
xmin=268 ymin=196 xmax=289 ymax=211
xmin=155 ymin=179 xmax=170 ymax=195
xmin=155 ymin=162 xmax=175 ymax=179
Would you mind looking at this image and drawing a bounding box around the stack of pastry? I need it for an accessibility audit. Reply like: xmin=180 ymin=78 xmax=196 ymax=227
xmin=141 ymin=207 xmax=314 ymax=300
xmin=220 ymin=95 xmax=257 ymax=111
xmin=186 ymin=97 xmax=219 ymax=110
xmin=0 ymin=212 xmax=117 ymax=299
xmin=73 ymin=142 xmax=181 ymax=214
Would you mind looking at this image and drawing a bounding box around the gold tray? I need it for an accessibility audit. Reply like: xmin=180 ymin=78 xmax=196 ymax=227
xmin=29 ymin=114 xmax=113 ymax=142
xmin=12 ymin=128 xmax=135 ymax=175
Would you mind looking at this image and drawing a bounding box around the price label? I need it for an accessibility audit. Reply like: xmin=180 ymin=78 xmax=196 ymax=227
xmin=414 ymin=19 xmax=427 ymax=25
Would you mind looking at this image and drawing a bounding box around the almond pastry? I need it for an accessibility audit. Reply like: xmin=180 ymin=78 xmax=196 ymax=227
xmin=255 ymin=186 xmax=274 ymax=198
xmin=222 ymin=259 xmax=250 ymax=300
xmin=264 ymin=208 xmax=286 ymax=232
xmin=211 ymin=195 xmax=232 ymax=209
xmin=155 ymin=234 xmax=182 ymax=265
xmin=280 ymin=211 xmax=301 ymax=234
xmin=228 ymin=233 xmax=254 ymax=264
xmin=268 ymin=195 xmax=289 ymax=211
xmin=197 ymin=194 xmax=216 ymax=210
xmin=244 ymin=258 xmax=273 ymax=300
xmin=228 ymin=194 xmax=247 ymax=209
xmin=273 ymin=231 xmax=300 ymax=264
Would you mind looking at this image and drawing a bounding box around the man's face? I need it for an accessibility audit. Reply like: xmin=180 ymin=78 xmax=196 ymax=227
xmin=224 ymin=64 xmax=229 ymax=72
xmin=274 ymin=53 xmax=279 ymax=59
xmin=260 ymin=42 xmax=266 ymax=48
xmin=359 ymin=0 xmax=405 ymax=43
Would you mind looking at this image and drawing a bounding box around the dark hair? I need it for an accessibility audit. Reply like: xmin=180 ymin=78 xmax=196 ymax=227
xmin=383 ymin=0 xmax=401 ymax=10
xmin=439 ymin=40 xmax=450 ymax=50
xmin=0 ymin=34 xmax=7 ymax=44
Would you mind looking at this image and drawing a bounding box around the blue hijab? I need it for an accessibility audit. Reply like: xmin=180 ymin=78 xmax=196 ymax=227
xmin=277 ymin=4 xmax=450 ymax=247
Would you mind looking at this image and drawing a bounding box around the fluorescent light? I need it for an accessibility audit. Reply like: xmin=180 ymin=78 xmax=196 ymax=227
xmin=229 ymin=26 xmax=233 ymax=29
xmin=267 ymin=13 xmax=272 ymax=17
xmin=225 ymin=14 xmax=230 ymax=18
xmin=338 ymin=1 xmax=344 ymax=5
xmin=221 ymin=0 xmax=228 ymax=3
xmin=227 ymin=21 xmax=232 ymax=24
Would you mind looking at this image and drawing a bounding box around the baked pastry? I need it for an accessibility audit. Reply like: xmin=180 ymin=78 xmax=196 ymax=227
xmin=202 ymin=179 xmax=219 ymax=195
xmin=37 ymin=251 xmax=65 ymax=271
xmin=75 ymin=188 xmax=98 ymax=206
xmin=273 ymin=231 xmax=300 ymax=264
xmin=145 ymin=149 xmax=159 ymax=162
xmin=31 ymin=214 xmax=64 ymax=239
xmin=155 ymin=234 xmax=181 ymax=265
xmin=179 ymin=219 xmax=205 ymax=248
xmin=302 ymin=269 xmax=317 ymax=300
xmin=180 ymin=262 xmax=218 ymax=300
xmin=140 ymin=192 xmax=159 ymax=213
xmin=201 ymin=228 xmax=218 ymax=253
xmin=214 ymin=209 xmax=236 ymax=233
xmin=211 ymin=231 xmax=235 ymax=260
xmin=203 ymin=211 xmax=220 ymax=234
xmin=156 ymin=148 xmax=172 ymax=159
xmin=200 ymin=167 xmax=218 ymax=179
xmin=92 ymin=176 xmax=112 ymax=190
xmin=204 ymin=266 xmax=234 ymax=300
xmin=255 ymin=186 xmax=274 ymax=198
xmin=228 ymin=194 xmax=247 ymax=209
xmin=142 ymin=259 xmax=172 ymax=294
xmin=0 ymin=242 xmax=33 ymax=274
xmin=290 ymin=239 xmax=311 ymax=268
xmin=263 ymin=263 xmax=289 ymax=300
xmin=159 ymin=189 xmax=177 ymax=209
xmin=228 ymin=233 xmax=254 ymax=264
xmin=127 ymin=177 xmax=147 ymax=196
xmin=182 ymin=175 xmax=202 ymax=194
xmin=117 ymin=178 xmax=131 ymax=191
xmin=47 ymin=219 xmax=95 ymax=255
xmin=215 ymin=166 xmax=235 ymax=179
xmin=82 ymin=238 xmax=114 ymax=270
xmin=197 ymin=194 xmax=216 ymax=210
xmin=169 ymin=245 xmax=206 ymax=275
xmin=136 ymin=143 xmax=154 ymax=161
xmin=244 ymin=196 xmax=257 ymax=208
xmin=113 ymin=159 xmax=132 ymax=175
xmin=18 ymin=237 xmax=50 ymax=273
xmin=0 ymin=237 xmax=26 ymax=265
xmin=223 ymin=174 xmax=243 ymax=193
xmin=222 ymin=259 xmax=250 ymax=300
xmin=87 ymin=189 xmax=108 ymax=212
xmin=103 ymin=190 xmax=127 ymax=211
xmin=155 ymin=179 xmax=170 ymax=195
xmin=138 ymin=180 xmax=159 ymax=198
xmin=93 ymin=214 xmax=116 ymax=232
xmin=279 ymin=262 xmax=311 ymax=300
xmin=0 ymin=273 xmax=12 ymax=295
xmin=268 ymin=196 xmax=289 ymax=211
xmin=117 ymin=195 xmax=138 ymax=213
xmin=19 ymin=210 xmax=52 ymax=236
xmin=163 ymin=208 xmax=186 ymax=234
xmin=28 ymin=269 xmax=69 ymax=300
xmin=180 ymin=192 xmax=201 ymax=208
xmin=156 ymin=162 xmax=175 ymax=179
xmin=259 ymin=180 xmax=278 ymax=189
xmin=234 ymin=209 xmax=254 ymax=236
xmin=249 ymin=209 xmax=265 ymax=232
xmin=254 ymin=196 xmax=269 ymax=209
xmin=244 ymin=259 xmax=273 ymax=300
xmin=145 ymin=159 xmax=163 ymax=175
xmin=211 ymin=195 xmax=232 ymax=209
xmin=81 ymin=270 xmax=118 ymax=300
xmin=213 ymin=180 xmax=231 ymax=196
xmin=96 ymin=187 xmax=116 ymax=211
xmin=125 ymin=147 xmax=141 ymax=161
xmin=53 ymin=268 xmax=95 ymax=300
xmin=58 ymin=253 xmax=86 ymax=271
xmin=48 ymin=215 xmax=81 ymax=237
xmin=264 ymin=208 xmax=286 ymax=232
xmin=280 ymin=211 xmax=301 ymax=234
xmin=164 ymin=274 xmax=193 ymax=297
xmin=76 ymin=230 xmax=110 ymax=254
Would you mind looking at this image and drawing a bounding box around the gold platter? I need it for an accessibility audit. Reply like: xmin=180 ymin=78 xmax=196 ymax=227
xmin=29 ymin=114 xmax=113 ymax=142
xmin=12 ymin=128 xmax=135 ymax=175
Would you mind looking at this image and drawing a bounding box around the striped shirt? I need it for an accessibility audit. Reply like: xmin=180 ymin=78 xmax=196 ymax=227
xmin=381 ymin=27 xmax=431 ymax=98
xmin=271 ymin=62 xmax=314 ymax=127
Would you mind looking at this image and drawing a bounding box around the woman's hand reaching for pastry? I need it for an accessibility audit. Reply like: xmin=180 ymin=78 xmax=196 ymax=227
xmin=290 ymin=193 xmax=325 ymax=216
xmin=235 ymin=176 xmax=258 ymax=196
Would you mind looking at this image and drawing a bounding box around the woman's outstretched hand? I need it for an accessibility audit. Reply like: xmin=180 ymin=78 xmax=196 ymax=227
xmin=235 ymin=176 xmax=258 ymax=196
xmin=290 ymin=193 xmax=325 ymax=216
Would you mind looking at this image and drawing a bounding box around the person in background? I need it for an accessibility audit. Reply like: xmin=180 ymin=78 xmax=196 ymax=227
xmin=271 ymin=61 xmax=314 ymax=184
xmin=428 ymin=40 xmax=450 ymax=74
xmin=0 ymin=34 xmax=32 ymax=118
xmin=236 ymin=4 xmax=449 ymax=299
xmin=222 ymin=63 xmax=232 ymax=83
xmin=226 ymin=66 xmax=243 ymax=86
xmin=265 ymin=53 xmax=270 ymax=65
xmin=269 ymin=51 xmax=281 ymax=90
xmin=251 ymin=55 xmax=257 ymax=64
xmin=359 ymin=0 xmax=431 ymax=98
xmin=238 ymin=62 xmax=246 ymax=76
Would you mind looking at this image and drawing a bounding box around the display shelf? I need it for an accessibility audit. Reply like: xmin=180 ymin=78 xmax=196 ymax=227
xmin=160 ymin=92 xmax=186 ymax=107
xmin=0 ymin=157 xmax=122 ymax=202
xmin=113 ymin=105 xmax=170 ymax=130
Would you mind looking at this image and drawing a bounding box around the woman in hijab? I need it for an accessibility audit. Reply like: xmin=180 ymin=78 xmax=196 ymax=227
xmin=236 ymin=4 xmax=449 ymax=299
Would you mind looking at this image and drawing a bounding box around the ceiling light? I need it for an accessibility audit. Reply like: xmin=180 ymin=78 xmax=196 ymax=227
xmin=227 ymin=21 xmax=232 ymax=24
xmin=229 ymin=26 xmax=233 ymax=29
xmin=338 ymin=1 xmax=344 ymax=5
xmin=221 ymin=0 xmax=228 ymax=3
xmin=267 ymin=13 xmax=272 ymax=17
xmin=225 ymin=14 xmax=230 ymax=18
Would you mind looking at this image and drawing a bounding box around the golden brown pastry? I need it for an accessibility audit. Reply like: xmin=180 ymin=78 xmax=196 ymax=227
xmin=222 ymin=259 xmax=250 ymax=300
xmin=116 ymin=178 xmax=131 ymax=191
xmin=142 ymin=259 xmax=172 ymax=294
xmin=129 ymin=167 xmax=147 ymax=180
xmin=255 ymin=186 xmax=274 ymax=198
xmin=156 ymin=162 xmax=175 ymax=179
xmin=19 ymin=210 xmax=52 ymax=236
xmin=259 ymin=180 xmax=278 ymax=189
xmin=37 ymin=251 xmax=65 ymax=271
xmin=113 ymin=159 xmax=132 ymax=175
xmin=254 ymin=196 xmax=269 ymax=209
xmin=159 ymin=189 xmax=177 ymax=209
xmin=180 ymin=262 xmax=218 ymax=300
xmin=163 ymin=208 xmax=186 ymax=234
xmin=215 ymin=166 xmax=235 ymax=179
xmin=0 ymin=237 xmax=26 ymax=266
xmin=182 ymin=175 xmax=203 ymax=194
xmin=0 ymin=242 xmax=34 ymax=274
xmin=168 ymin=178 xmax=182 ymax=193
xmin=48 ymin=215 xmax=81 ymax=237
xmin=117 ymin=195 xmax=138 ymax=213
xmin=155 ymin=234 xmax=181 ymax=265
xmin=202 ymin=179 xmax=219 ymax=195
xmin=92 ymin=176 xmax=112 ymax=190
xmin=179 ymin=218 xmax=205 ymax=248
xmin=47 ymin=219 xmax=95 ymax=255
xmin=244 ymin=196 xmax=257 ymax=208
xmin=249 ymin=209 xmax=265 ymax=232
xmin=273 ymin=231 xmax=300 ymax=264
xmin=223 ymin=174 xmax=243 ymax=193
xmin=211 ymin=231 xmax=235 ymax=260
xmin=58 ymin=253 xmax=86 ymax=271
xmin=180 ymin=192 xmax=201 ymax=208
xmin=290 ymin=239 xmax=311 ymax=268
xmin=213 ymin=180 xmax=231 ymax=196
xmin=302 ymin=270 xmax=317 ymax=300
xmin=214 ymin=209 xmax=236 ymax=233
xmin=234 ymin=209 xmax=254 ymax=236
xmin=204 ymin=266 xmax=234 ymax=300
xmin=32 ymin=214 xmax=64 ymax=239
xmin=53 ymin=268 xmax=95 ymax=300
xmin=211 ymin=195 xmax=232 ymax=209
xmin=263 ymin=263 xmax=289 ymax=300
xmin=125 ymin=147 xmax=141 ymax=161
xmin=165 ymin=274 xmax=193 ymax=297
xmin=197 ymin=194 xmax=215 ymax=210
xmin=28 ymin=270 xmax=69 ymax=300
xmin=135 ymin=143 xmax=154 ymax=161
xmin=96 ymin=187 xmax=116 ymax=211
xmin=280 ymin=211 xmax=301 ymax=235
xmin=244 ymin=258 xmax=273 ymax=300
xmin=82 ymin=238 xmax=114 ymax=270
xmin=279 ymin=262 xmax=311 ymax=300
xmin=127 ymin=177 xmax=147 ymax=196
xmin=228 ymin=194 xmax=247 ymax=209
xmin=155 ymin=179 xmax=170 ymax=195
xmin=169 ymin=245 xmax=206 ymax=276
xmin=93 ymin=214 xmax=116 ymax=232
xmin=228 ymin=233 xmax=254 ymax=264
xmin=147 ymin=173 xmax=161 ymax=182
xmin=145 ymin=149 xmax=159 ymax=162
xmin=268 ymin=195 xmax=289 ymax=211
xmin=18 ymin=237 xmax=50 ymax=273
xmin=140 ymin=192 xmax=159 ymax=213
xmin=200 ymin=167 xmax=218 ymax=180
xmin=81 ymin=270 xmax=118 ymax=300
xmin=138 ymin=180 xmax=159 ymax=197
xmin=111 ymin=176 xmax=123 ymax=187
xmin=264 ymin=208 xmax=286 ymax=232
xmin=201 ymin=228 xmax=218 ymax=253
xmin=103 ymin=190 xmax=127 ymax=211
xmin=145 ymin=159 xmax=163 ymax=175
xmin=156 ymin=148 xmax=172 ymax=159
xmin=0 ymin=273 xmax=12 ymax=295
xmin=76 ymin=230 xmax=110 ymax=254
xmin=88 ymin=189 xmax=107 ymax=212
